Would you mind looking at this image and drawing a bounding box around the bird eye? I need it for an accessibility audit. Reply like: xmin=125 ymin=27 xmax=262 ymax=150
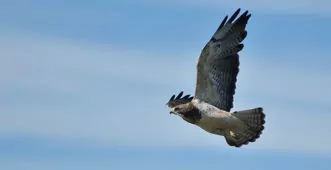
xmin=174 ymin=108 xmax=179 ymax=111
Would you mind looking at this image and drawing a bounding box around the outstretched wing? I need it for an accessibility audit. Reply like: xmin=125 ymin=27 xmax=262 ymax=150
xmin=194 ymin=8 xmax=250 ymax=111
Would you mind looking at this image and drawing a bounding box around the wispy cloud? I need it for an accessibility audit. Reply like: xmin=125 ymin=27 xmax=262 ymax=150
xmin=0 ymin=31 xmax=330 ymax=154
xmin=135 ymin=0 xmax=331 ymax=15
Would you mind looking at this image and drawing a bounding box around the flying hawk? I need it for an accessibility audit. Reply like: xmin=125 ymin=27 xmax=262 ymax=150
xmin=166 ymin=8 xmax=265 ymax=147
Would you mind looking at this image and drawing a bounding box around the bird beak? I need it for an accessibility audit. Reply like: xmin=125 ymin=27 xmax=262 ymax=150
xmin=170 ymin=111 xmax=174 ymax=114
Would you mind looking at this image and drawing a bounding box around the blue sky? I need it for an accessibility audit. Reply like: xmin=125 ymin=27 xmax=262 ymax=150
xmin=1 ymin=0 xmax=331 ymax=169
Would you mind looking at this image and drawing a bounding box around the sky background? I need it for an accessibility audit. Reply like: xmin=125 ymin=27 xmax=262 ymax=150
xmin=1 ymin=0 xmax=331 ymax=170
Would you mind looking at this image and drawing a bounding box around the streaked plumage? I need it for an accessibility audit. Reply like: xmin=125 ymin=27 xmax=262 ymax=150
xmin=166 ymin=8 xmax=265 ymax=147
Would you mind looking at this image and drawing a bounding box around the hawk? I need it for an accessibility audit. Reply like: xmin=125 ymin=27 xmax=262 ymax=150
xmin=166 ymin=8 xmax=265 ymax=147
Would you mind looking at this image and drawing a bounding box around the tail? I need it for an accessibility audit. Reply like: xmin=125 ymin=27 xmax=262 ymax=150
xmin=225 ymin=107 xmax=265 ymax=147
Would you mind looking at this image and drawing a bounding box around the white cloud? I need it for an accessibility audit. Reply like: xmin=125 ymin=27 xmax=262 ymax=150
xmin=0 ymin=32 xmax=330 ymax=154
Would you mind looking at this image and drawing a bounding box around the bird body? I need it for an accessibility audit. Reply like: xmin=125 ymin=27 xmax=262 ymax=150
xmin=193 ymin=99 xmax=235 ymax=131
xmin=166 ymin=8 xmax=265 ymax=147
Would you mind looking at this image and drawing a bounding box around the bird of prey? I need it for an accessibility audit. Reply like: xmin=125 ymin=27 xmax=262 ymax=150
xmin=166 ymin=8 xmax=265 ymax=147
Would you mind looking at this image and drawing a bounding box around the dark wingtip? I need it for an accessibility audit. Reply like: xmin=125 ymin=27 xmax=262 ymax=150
xmin=166 ymin=91 xmax=194 ymax=108
xmin=182 ymin=95 xmax=190 ymax=99
xmin=235 ymin=8 xmax=241 ymax=14
xmin=230 ymin=9 xmax=250 ymax=26
xmin=228 ymin=8 xmax=241 ymax=23
xmin=242 ymin=10 xmax=249 ymax=16
xmin=217 ymin=15 xmax=228 ymax=31
xmin=175 ymin=91 xmax=183 ymax=99
xmin=169 ymin=95 xmax=175 ymax=102
xmin=247 ymin=13 xmax=251 ymax=20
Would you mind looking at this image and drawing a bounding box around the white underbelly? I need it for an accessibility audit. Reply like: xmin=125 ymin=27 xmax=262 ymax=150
xmin=191 ymin=99 xmax=235 ymax=136
xmin=196 ymin=115 xmax=232 ymax=136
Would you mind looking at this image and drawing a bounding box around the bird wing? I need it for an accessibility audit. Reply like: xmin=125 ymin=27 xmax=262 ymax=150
xmin=194 ymin=8 xmax=250 ymax=111
xmin=166 ymin=91 xmax=194 ymax=108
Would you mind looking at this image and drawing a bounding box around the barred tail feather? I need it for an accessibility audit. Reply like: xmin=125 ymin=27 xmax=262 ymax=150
xmin=225 ymin=107 xmax=265 ymax=147
xmin=234 ymin=107 xmax=265 ymax=131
